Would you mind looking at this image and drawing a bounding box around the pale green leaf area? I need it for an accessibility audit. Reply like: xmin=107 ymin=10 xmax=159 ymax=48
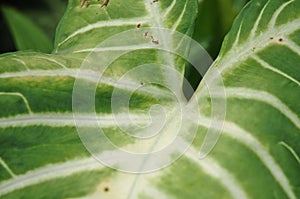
xmin=2 ymin=6 xmax=53 ymax=53
xmin=0 ymin=0 xmax=299 ymax=199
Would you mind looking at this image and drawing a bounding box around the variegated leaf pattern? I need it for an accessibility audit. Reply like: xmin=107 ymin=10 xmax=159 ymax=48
xmin=0 ymin=0 xmax=199 ymax=198
xmin=0 ymin=0 xmax=299 ymax=199
xmin=193 ymin=0 xmax=300 ymax=198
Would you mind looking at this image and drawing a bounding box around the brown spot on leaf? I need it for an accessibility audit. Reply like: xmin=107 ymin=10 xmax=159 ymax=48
xmin=104 ymin=187 xmax=109 ymax=192
xmin=137 ymin=23 xmax=141 ymax=28
xmin=278 ymin=38 xmax=284 ymax=42
xmin=151 ymin=36 xmax=159 ymax=45
xmin=100 ymin=0 xmax=110 ymax=8
xmin=144 ymin=32 xmax=149 ymax=38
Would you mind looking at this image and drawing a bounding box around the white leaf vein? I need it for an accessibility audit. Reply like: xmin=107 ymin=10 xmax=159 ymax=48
xmin=268 ymin=0 xmax=295 ymax=30
xmin=197 ymin=118 xmax=297 ymax=199
xmin=252 ymin=54 xmax=300 ymax=86
xmin=0 ymin=113 xmax=151 ymax=128
xmin=57 ymin=17 xmax=149 ymax=48
xmin=0 ymin=92 xmax=32 ymax=114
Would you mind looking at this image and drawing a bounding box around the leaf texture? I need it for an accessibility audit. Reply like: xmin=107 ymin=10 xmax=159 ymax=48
xmin=0 ymin=0 xmax=299 ymax=199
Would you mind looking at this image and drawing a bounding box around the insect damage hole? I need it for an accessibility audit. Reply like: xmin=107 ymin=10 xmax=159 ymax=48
xmin=151 ymin=36 xmax=159 ymax=45
xmin=103 ymin=186 xmax=110 ymax=192
xmin=278 ymin=38 xmax=284 ymax=42
xmin=136 ymin=23 xmax=142 ymax=28
xmin=144 ymin=32 xmax=149 ymax=38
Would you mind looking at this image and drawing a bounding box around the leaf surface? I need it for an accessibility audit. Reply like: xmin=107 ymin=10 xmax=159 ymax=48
xmin=0 ymin=0 xmax=199 ymax=198
xmin=0 ymin=0 xmax=299 ymax=199
xmin=193 ymin=0 xmax=300 ymax=198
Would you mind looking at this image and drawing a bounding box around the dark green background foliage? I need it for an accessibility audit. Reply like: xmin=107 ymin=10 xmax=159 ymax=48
xmin=0 ymin=0 xmax=67 ymax=53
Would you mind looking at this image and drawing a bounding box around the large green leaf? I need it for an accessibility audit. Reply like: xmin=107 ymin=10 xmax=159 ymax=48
xmin=0 ymin=0 xmax=199 ymax=198
xmin=0 ymin=0 xmax=299 ymax=199
xmin=193 ymin=0 xmax=300 ymax=198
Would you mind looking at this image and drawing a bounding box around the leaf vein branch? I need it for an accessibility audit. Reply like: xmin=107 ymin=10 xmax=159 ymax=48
xmin=0 ymin=92 xmax=32 ymax=114
xmin=197 ymin=117 xmax=297 ymax=199
xmin=0 ymin=158 xmax=16 ymax=178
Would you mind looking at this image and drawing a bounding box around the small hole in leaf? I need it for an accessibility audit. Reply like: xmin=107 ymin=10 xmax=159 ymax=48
xmin=104 ymin=187 xmax=109 ymax=192
xmin=278 ymin=38 xmax=284 ymax=42
xmin=137 ymin=23 xmax=141 ymax=28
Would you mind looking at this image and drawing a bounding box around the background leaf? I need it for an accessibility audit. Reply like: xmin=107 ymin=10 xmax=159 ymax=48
xmin=185 ymin=0 xmax=249 ymax=96
xmin=1 ymin=6 xmax=53 ymax=52
xmin=0 ymin=0 xmax=67 ymax=53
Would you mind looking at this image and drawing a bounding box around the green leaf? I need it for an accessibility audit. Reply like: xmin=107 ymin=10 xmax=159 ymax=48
xmin=0 ymin=0 xmax=299 ymax=198
xmin=2 ymin=6 xmax=53 ymax=53
xmin=194 ymin=0 xmax=300 ymax=198
xmin=0 ymin=0 xmax=199 ymax=198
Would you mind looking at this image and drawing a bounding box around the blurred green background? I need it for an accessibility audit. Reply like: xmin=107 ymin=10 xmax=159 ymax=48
xmin=0 ymin=0 xmax=67 ymax=53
